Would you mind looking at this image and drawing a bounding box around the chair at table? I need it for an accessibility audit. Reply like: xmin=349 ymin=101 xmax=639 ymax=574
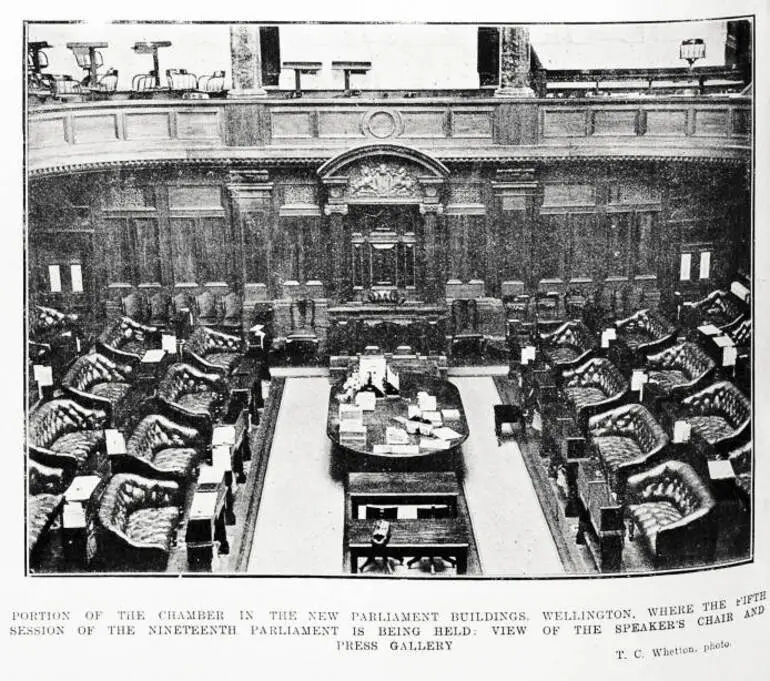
xmin=172 ymin=292 xmax=195 ymax=338
xmin=534 ymin=291 xmax=562 ymax=333
xmin=92 ymin=68 xmax=118 ymax=93
xmin=97 ymin=316 xmax=162 ymax=364
xmin=122 ymin=290 xmax=151 ymax=325
xmin=196 ymin=290 xmax=224 ymax=328
xmin=148 ymin=290 xmax=173 ymax=330
xmin=53 ymin=75 xmax=83 ymax=98
xmin=197 ymin=70 xmax=226 ymax=96
xmin=365 ymin=506 xmax=398 ymax=520
xmin=494 ymin=404 xmax=527 ymax=440
xmin=184 ymin=326 xmax=245 ymax=376
xmin=167 ymin=68 xmax=197 ymax=92
xmin=220 ymin=291 xmax=243 ymax=334
xmin=450 ymin=298 xmax=484 ymax=360
xmin=132 ymin=73 xmax=156 ymax=92
xmin=286 ymin=298 xmax=319 ymax=364
xmin=360 ymin=520 xmax=402 ymax=574
xmin=564 ymin=288 xmax=589 ymax=321
xmin=416 ymin=505 xmax=451 ymax=520
xmin=408 ymin=505 xmax=457 ymax=572
xmin=625 ymin=460 xmax=717 ymax=569
xmin=681 ymin=289 xmax=747 ymax=332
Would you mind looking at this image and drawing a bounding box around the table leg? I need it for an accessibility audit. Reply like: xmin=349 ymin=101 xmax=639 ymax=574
xmin=456 ymin=549 xmax=468 ymax=575
xmin=215 ymin=510 xmax=229 ymax=555
xmin=224 ymin=471 xmax=236 ymax=526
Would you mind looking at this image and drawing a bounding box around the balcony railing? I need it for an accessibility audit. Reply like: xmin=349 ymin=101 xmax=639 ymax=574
xmin=27 ymin=64 xmax=751 ymax=109
xmin=534 ymin=66 xmax=749 ymax=98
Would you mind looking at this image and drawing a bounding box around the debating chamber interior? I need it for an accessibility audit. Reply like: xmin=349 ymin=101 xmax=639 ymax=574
xmin=25 ymin=19 xmax=753 ymax=577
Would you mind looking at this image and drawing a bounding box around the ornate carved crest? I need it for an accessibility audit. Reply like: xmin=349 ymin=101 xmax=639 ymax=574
xmin=348 ymin=162 xmax=419 ymax=198
xmin=364 ymin=288 xmax=407 ymax=305
xmin=104 ymin=175 xmax=153 ymax=210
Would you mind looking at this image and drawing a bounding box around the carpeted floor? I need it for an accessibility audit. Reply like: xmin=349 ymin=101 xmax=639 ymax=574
xmin=451 ymin=376 xmax=564 ymax=576
xmin=247 ymin=377 xmax=345 ymax=574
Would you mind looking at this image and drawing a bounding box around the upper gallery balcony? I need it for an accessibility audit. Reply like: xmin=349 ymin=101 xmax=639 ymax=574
xmin=26 ymin=22 xmax=752 ymax=175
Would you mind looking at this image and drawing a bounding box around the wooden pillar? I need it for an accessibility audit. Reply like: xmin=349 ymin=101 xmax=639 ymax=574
xmin=496 ymin=26 xmax=535 ymax=98
xmin=227 ymin=170 xmax=273 ymax=313
xmin=324 ymin=203 xmax=348 ymax=300
xmin=420 ymin=178 xmax=444 ymax=303
xmin=322 ymin=177 xmax=349 ymax=301
xmin=492 ymin=168 xmax=538 ymax=292
xmin=229 ymin=25 xmax=267 ymax=97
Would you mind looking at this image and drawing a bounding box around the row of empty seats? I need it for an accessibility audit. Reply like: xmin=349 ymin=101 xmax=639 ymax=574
xmin=27 ymin=306 xmax=265 ymax=572
xmin=513 ymin=281 xmax=751 ymax=571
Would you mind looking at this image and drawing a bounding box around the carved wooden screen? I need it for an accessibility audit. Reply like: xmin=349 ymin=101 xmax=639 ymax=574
xmin=349 ymin=206 xmax=420 ymax=291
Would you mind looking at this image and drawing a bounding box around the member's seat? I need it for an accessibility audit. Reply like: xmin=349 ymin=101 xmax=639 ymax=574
xmin=90 ymin=473 xmax=183 ymax=571
xmin=184 ymin=326 xmax=245 ymax=375
xmin=587 ymin=403 xmax=669 ymax=497
xmin=625 ymin=460 xmax=717 ymax=568
xmin=644 ymin=341 xmax=715 ymax=398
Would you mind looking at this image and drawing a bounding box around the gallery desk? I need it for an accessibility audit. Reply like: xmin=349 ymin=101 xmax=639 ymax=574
xmin=346 ymin=519 xmax=469 ymax=574
xmin=327 ymin=373 xmax=468 ymax=473
xmin=347 ymin=471 xmax=460 ymax=519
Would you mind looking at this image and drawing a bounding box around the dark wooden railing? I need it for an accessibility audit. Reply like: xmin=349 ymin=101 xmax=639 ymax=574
xmin=534 ymin=66 xmax=749 ymax=98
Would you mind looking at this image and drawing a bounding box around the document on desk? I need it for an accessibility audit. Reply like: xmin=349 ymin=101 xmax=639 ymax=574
xmin=432 ymin=426 xmax=462 ymax=441
xmin=419 ymin=437 xmax=451 ymax=451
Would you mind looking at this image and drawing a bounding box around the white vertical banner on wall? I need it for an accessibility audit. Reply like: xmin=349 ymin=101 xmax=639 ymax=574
xmin=48 ymin=264 xmax=61 ymax=292
xmin=679 ymin=253 xmax=692 ymax=281
xmin=699 ymin=251 xmax=711 ymax=280
xmin=70 ymin=264 xmax=83 ymax=293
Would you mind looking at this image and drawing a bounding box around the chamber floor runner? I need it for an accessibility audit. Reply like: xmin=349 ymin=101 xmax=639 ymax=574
xmin=452 ymin=377 xmax=564 ymax=576
xmin=247 ymin=377 xmax=344 ymax=574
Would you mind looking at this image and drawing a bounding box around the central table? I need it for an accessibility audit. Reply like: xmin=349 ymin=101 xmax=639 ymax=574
xmin=348 ymin=471 xmax=460 ymax=518
xmin=327 ymin=372 xmax=468 ymax=473
xmin=346 ymin=519 xmax=469 ymax=574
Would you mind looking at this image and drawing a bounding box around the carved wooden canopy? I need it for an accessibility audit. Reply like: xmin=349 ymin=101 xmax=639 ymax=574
xmin=318 ymin=143 xmax=448 ymax=205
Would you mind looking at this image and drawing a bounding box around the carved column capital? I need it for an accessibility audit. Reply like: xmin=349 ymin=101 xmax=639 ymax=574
xmin=324 ymin=203 xmax=349 ymax=216
xmin=227 ymin=170 xmax=273 ymax=209
xmin=492 ymin=167 xmax=538 ymax=210
xmin=419 ymin=203 xmax=444 ymax=216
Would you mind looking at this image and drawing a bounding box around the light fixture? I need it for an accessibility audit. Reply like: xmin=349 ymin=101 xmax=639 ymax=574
xmin=680 ymin=38 xmax=706 ymax=68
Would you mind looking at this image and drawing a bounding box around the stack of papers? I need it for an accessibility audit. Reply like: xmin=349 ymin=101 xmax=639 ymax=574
xmin=422 ymin=411 xmax=443 ymax=426
xmin=432 ymin=426 xmax=462 ymax=441
xmin=441 ymin=409 xmax=460 ymax=421
xmin=355 ymin=391 xmax=377 ymax=411
xmin=339 ymin=404 xmax=364 ymax=425
xmin=340 ymin=422 xmax=367 ymax=447
xmin=405 ymin=420 xmax=433 ymax=436
xmin=698 ymin=324 xmax=721 ymax=336
xmin=419 ymin=438 xmax=451 ymax=451
xmin=390 ymin=444 xmax=420 ymax=455
xmin=417 ymin=393 xmax=437 ymax=411
xmin=385 ymin=426 xmax=410 ymax=445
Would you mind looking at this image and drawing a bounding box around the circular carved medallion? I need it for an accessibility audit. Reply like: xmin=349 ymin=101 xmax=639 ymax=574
xmin=362 ymin=109 xmax=403 ymax=139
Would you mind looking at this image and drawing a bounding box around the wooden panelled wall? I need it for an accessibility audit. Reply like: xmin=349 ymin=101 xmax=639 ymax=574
xmin=28 ymin=161 xmax=749 ymax=327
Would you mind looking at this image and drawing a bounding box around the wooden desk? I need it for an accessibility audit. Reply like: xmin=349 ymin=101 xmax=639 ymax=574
xmin=348 ymin=472 xmax=460 ymax=518
xmin=137 ymin=349 xmax=169 ymax=388
xmin=185 ymin=473 xmax=229 ymax=570
xmin=62 ymin=475 xmax=101 ymax=566
xmin=347 ymin=519 xmax=469 ymax=574
xmin=575 ymin=458 xmax=624 ymax=572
